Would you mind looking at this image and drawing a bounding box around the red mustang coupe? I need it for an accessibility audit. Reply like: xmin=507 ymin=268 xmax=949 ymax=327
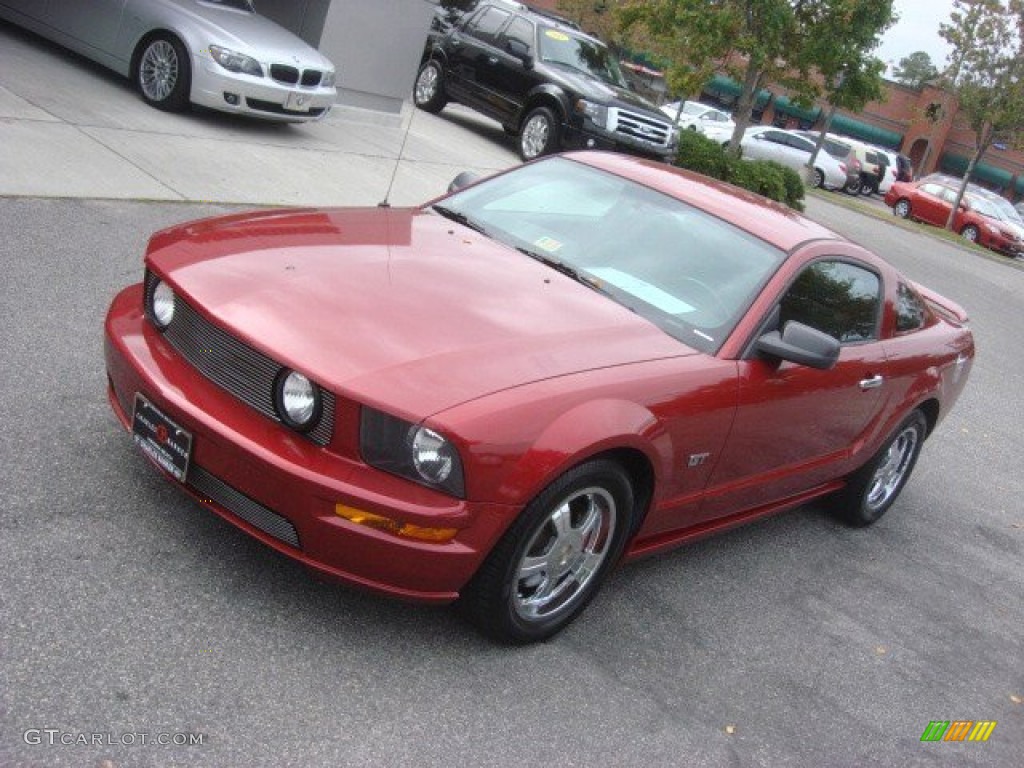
xmin=105 ymin=153 xmax=974 ymax=643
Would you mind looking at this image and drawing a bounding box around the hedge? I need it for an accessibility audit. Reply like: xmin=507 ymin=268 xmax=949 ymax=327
xmin=673 ymin=130 xmax=806 ymax=212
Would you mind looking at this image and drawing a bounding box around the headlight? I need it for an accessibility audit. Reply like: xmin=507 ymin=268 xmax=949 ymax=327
xmin=208 ymin=45 xmax=263 ymax=77
xmin=150 ymin=279 xmax=175 ymax=329
xmin=360 ymin=407 xmax=465 ymax=497
xmin=275 ymin=370 xmax=321 ymax=430
xmin=575 ymin=99 xmax=608 ymax=129
xmin=321 ymin=70 xmax=336 ymax=88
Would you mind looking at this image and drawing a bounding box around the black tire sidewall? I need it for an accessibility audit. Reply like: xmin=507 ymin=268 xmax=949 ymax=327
xmin=518 ymin=106 xmax=559 ymax=162
xmin=835 ymin=410 xmax=927 ymax=527
xmin=463 ymin=459 xmax=634 ymax=643
xmin=414 ymin=60 xmax=447 ymax=113
xmin=136 ymin=35 xmax=190 ymax=112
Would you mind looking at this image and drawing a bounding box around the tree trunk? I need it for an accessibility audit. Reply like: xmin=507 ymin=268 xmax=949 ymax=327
xmin=806 ymin=105 xmax=838 ymax=187
xmin=725 ymin=58 xmax=763 ymax=156
xmin=944 ymin=125 xmax=992 ymax=231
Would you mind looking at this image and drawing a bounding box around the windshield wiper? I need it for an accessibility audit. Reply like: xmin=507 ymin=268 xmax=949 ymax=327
xmin=431 ymin=204 xmax=489 ymax=236
xmin=515 ymin=246 xmax=619 ymax=300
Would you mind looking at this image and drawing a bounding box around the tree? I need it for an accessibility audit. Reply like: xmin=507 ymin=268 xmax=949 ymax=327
xmin=892 ymin=51 xmax=940 ymax=88
xmin=618 ymin=1 xmax=894 ymax=160
xmin=939 ymin=0 xmax=1024 ymax=231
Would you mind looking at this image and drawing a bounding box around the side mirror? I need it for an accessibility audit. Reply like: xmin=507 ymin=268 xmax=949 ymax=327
xmin=755 ymin=321 xmax=840 ymax=370
xmin=447 ymin=171 xmax=481 ymax=193
xmin=506 ymin=39 xmax=533 ymax=69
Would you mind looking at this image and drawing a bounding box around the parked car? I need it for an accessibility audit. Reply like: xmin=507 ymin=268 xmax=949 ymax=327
xmin=795 ymin=131 xmax=862 ymax=194
xmin=837 ymin=137 xmax=888 ymax=195
xmin=661 ymin=100 xmax=735 ymax=141
xmin=885 ymin=178 xmax=1024 ymax=256
xmin=105 ymin=151 xmax=974 ymax=643
xmin=0 ymin=0 xmax=337 ymax=121
xmin=414 ymin=0 xmax=676 ymax=161
xmin=737 ymin=126 xmax=849 ymax=189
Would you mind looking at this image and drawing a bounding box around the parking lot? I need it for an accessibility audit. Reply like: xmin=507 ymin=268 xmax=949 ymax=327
xmin=1 ymin=16 xmax=1022 ymax=768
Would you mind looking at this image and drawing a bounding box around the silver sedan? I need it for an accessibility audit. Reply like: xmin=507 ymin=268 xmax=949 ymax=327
xmin=0 ymin=0 xmax=337 ymax=122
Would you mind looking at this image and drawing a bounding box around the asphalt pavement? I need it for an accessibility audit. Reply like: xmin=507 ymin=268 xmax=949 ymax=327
xmin=1 ymin=14 xmax=1022 ymax=768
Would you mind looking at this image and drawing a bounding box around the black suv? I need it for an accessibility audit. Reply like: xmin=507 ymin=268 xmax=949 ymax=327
xmin=414 ymin=0 xmax=677 ymax=162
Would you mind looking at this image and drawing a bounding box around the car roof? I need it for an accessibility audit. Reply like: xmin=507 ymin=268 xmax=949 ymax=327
xmin=568 ymin=152 xmax=843 ymax=252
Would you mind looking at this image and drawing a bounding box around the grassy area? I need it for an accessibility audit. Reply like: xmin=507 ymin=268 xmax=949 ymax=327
xmin=806 ymin=187 xmax=1024 ymax=271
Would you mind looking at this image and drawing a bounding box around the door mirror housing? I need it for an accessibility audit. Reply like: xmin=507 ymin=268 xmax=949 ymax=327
xmin=506 ymin=39 xmax=533 ymax=68
xmin=755 ymin=321 xmax=840 ymax=370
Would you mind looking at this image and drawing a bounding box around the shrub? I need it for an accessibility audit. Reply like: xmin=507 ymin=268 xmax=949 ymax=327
xmin=673 ymin=130 xmax=805 ymax=212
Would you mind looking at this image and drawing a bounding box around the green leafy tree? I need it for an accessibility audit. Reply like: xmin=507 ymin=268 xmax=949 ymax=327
xmin=939 ymin=0 xmax=1024 ymax=231
xmin=892 ymin=51 xmax=940 ymax=88
xmin=618 ymin=0 xmax=894 ymax=160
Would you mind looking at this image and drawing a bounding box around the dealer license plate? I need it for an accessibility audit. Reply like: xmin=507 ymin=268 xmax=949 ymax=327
xmin=132 ymin=394 xmax=192 ymax=482
xmin=285 ymin=91 xmax=311 ymax=112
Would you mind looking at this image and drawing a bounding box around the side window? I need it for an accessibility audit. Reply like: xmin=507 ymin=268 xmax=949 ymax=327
xmin=921 ymin=183 xmax=943 ymax=197
xmin=779 ymin=260 xmax=881 ymax=343
xmin=501 ymin=17 xmax=534 ymax=52
xmin=894 ymin=282 xmax=928 ymax=333
xmin=788 ymin=135 xmax=814 ymax=153
xmin=763 ymin=131 xmax=788 ymax=145
xmin=465 ymin=7 xmax=511 ymax=44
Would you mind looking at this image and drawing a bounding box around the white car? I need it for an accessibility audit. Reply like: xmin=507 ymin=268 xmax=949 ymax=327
xmin=661 ymin=100 xmax=735 ymax=141
xmin=737 ymin=127 xmax=849 ymax=189
xmin=0 ymin=0 xmax=337 ymax=122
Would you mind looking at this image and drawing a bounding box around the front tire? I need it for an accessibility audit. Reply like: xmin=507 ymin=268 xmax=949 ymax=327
xmin=413 ymin=60 xmax=448 ymax=113
xmin=961 ymin=224 xmax=980 ymax=242
xmin=518 ymin=106 xmax=559 ymax=161
xmin=462 ymin=459 xmax=634 ymax=643
xmin=830 ymin=410 xmax=927 ymax=527
xmin=135 ymin=35 xmax=190 ymax=112
xmin=894 ymin=198 xmax=911 ymax=218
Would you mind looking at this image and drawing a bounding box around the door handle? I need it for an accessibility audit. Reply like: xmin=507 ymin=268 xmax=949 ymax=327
xmin=487 ymin=56 xmax=499 ymax=65
xmin=859 ymin=375 xmax=884 ymax=390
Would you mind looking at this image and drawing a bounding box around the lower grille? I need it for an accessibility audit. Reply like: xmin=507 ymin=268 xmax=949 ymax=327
xmin=188 ymin=465 xmax=301 ymax=549
xmin=145 ymin=270 xmax=335 ymax=445
xmin=246 ymin=98 xmax=326 ymax=117
xmin=611 ymin=108 xmax=672 ymax=146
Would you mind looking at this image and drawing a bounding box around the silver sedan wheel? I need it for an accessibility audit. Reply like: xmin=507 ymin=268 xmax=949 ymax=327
xmin=415 ymin=65 xmax=438 ymax=105
xmin=521 ymin=114 xmax=551 ymax=160
xmin=139 ymin=40 xmax=179 ymax=103
xmin=865 ymin=425 xmax=920 ymax=512
xmin=894 ymin=199 xmax=911 ymax=218
xmin=512 ymin=486 xmax=616 ymax=621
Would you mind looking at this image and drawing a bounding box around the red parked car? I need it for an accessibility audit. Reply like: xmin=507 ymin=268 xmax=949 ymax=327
xmin=105 ymin=153 xmax=974 ymax=643
xmin=885 ymin=178 xmax=1024 ymax=256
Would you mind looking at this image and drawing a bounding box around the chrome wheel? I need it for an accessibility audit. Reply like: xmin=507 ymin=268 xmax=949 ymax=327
xmin=894 ymin=199 xmax=911 ymax=218
xmin=962 ymin=225 xmax=979 ymax=242
xmin=512 ymin=486 xmax=616 ymax=621
xmin=865 ymin=425 xmax=920 ymax=512
xmin=414 ymin=64 xmax=438 ymax=105
xmin=139 ymin=40 xmax=179 ymax=103
xmin=520 ymin=112 xmax=552 ymax=160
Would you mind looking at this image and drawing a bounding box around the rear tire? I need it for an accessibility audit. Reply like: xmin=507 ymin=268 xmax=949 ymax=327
xmin=812 ymin=168 xmax=825 ymax=188
xmin=462 ymin=459 xmax=633 ymax=643
xmin=843 ymin=177 xmax=862 ymax=195
xmin=829 ymin=410 xmax=927 ymax=527
xmin=135 ymin=34 xmax=190 ymax=112
xmin=413 ymin=59 xmax=448 ymax=113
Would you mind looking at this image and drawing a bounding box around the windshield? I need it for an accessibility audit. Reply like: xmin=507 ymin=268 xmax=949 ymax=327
xmin=203 ymin=0 xmax=255 ymax=10
xmin=538 ymin=27 xmax=627 ymax=88
xmin=985 ymin=195 xmax=1024 ymax=224
xmin=433 ymin=157 xmax=786 ymax=354
xmin=968 ymin=196 xmax=1000 ymax=220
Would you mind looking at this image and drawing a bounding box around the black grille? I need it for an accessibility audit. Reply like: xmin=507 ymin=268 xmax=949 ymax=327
xmin=612 ymin=108 xmax=672 ymax=146
xmin=270 ymin=64 xmax=299 ymax=84
xmin=300 ymin=69 xmax=322 ymax=87
xmin=188 ymin=465 xmax=301 ymax=549
xmin=245 ymin=98 xmax=326 ymax=117
xmin=144 ymin=270 xmax=335 ymax=445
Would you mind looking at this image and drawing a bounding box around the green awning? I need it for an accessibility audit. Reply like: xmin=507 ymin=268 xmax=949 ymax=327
xmin=1016 ymin=176 xmax=1024 ymax=196
xmin=773 ymin=95 xmax=822 ymax=124
xmin=940 ymin=153 xmax=1015 ymax=190
xmin=829 ymin=114 xmax=903 ymax=150
xmin=754 ymin=89 xmax=772 ymax=109
xmin=706 ymin=74 xmax=742 ymax=99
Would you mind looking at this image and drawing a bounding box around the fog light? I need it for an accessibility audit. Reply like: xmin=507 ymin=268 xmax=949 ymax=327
xmin=223 ymin=92 xmax=239 ymax=105
xmin=586 ymin=138 xmax=596 ymax=148
xmin=335 ymin=504 xmax=458 ymax=542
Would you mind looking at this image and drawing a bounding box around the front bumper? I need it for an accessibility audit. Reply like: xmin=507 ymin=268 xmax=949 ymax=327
xmin=104 ymin=284 xmax=516 ymax=602
xmin=190 ymin=53 xmax=336 ymax=123
xmin=561 ymin=119 xmax=676 ymax=161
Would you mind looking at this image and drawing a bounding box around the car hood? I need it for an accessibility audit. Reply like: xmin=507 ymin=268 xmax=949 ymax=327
xmin=146 ymin=207 xmax=697 ymax=417
xmin=540 ymin=63 xmax=664 ymax=115
xmin=162 ymin=0 xmax=334 ymax=68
